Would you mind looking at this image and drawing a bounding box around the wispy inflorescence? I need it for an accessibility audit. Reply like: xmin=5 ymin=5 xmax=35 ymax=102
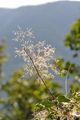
xmin=14 ymin=27 xmax=56 ymax=80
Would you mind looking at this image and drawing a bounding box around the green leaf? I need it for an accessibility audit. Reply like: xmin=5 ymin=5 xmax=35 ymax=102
xmin=57 ymin=95 xmax=70 ymax=103
xmin=42 ymin=100 xmax=52 ymax=108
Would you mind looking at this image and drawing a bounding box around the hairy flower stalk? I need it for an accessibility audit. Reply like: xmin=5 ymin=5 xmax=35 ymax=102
xmin=14 ymin=27 xmax=56 ymax=99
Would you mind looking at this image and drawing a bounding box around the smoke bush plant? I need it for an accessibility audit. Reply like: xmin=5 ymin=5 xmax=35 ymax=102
xmin=14 ymin=27 xmax=55 ymax=79
xmin=13 ymin=27 xmax=59 ymax=99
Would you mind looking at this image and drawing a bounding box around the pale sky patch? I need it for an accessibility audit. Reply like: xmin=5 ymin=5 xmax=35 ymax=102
xmin=0 ymin=0 xmax=80 ymax=8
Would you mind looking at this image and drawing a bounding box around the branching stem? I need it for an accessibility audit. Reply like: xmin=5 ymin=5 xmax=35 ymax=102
xmin=24 ymin=48 xmax=54 ymax=99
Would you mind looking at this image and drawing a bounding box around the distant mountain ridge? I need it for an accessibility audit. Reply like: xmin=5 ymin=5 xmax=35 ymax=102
xmin=0 ymin=1 xmax=80 ymax=83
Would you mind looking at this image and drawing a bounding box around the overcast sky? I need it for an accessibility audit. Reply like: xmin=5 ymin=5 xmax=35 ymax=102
xmin=0 ymin=0 xmax=80 ymax=8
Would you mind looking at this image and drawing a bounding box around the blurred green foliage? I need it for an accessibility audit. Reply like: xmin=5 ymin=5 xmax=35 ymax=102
xmin=64 ymin=19 xmax=80 ymax=57
xmin=0 ymin=41 xmax=7 ymax=80
xmin=0 ymin=59 xmax=60 ymax=119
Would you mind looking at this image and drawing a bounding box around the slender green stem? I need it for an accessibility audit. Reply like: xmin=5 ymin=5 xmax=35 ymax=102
xmin=65 ymin=63 xmax=71 ymax=96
